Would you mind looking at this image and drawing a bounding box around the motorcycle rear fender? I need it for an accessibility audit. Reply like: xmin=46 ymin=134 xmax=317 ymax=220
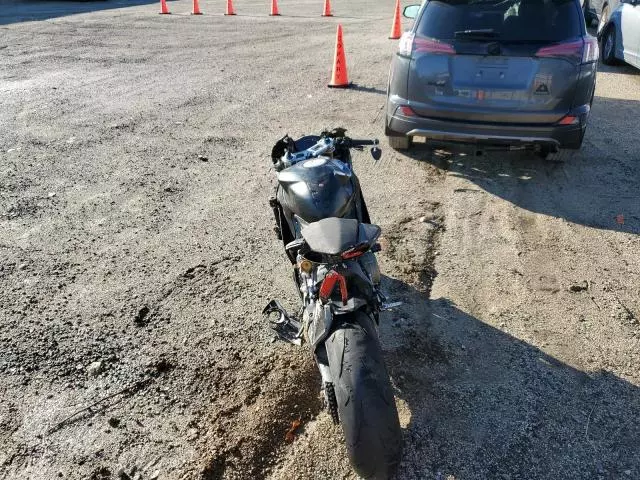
xmin=308 ymin=261 xmax=375 ymax=350
xmin=332 ymin=261 xmax=375 ymax=311
xmin=312 ymin=305 xmax=376 ymax=385
xmin=308 ymin=302 xmax=333 ymax=351
xmin=308 ymin=301 xmax=367 ymax=353
xmin=314 ymin=344 xmax=333 ymax=383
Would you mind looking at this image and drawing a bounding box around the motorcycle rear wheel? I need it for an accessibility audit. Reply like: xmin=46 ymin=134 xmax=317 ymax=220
xmin=325 ymin=310 xmax=402 ymax=479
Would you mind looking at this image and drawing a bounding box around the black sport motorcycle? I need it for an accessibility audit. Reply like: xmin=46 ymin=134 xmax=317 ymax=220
xmin=264 ymin=128 xmax=402 ymax=479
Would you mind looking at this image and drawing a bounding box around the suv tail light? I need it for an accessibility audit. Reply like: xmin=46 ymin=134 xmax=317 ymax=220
xmin=398 ymin=105 xmax=417 ymax=117
xmin=319 ymin=271 xmax=348 ymax=305
xmin=398 ymin=32 xmax=455 ymax=57
xmin=398 ymin=32 xmax=415 ymax=56
xmin=535 ymin=37 xmax=598 ymax=64
xmin=557 ymin=115 xmax=579 ymax=125
xmin=582 ymin=36 xmax=599 ymax=63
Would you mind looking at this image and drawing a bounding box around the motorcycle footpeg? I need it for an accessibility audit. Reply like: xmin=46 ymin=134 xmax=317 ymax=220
xmin=381 ymin=301 xmax=403 ymax=311
xmin=377 ymin=290 xmax=402 ymax=311
xmin=262 ymin=300 xmax=303 ymax=346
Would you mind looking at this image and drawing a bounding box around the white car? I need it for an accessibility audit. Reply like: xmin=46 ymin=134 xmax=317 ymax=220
xmin=599 ymin=0 xmax=640 ymax=68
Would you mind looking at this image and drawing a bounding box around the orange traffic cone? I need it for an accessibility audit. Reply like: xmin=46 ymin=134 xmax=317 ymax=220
xmin=159 ymin=0 xmax=170 ymax=14
xmin=270 ymin=0 xmax=280 ymax=15
xmin=328 ymin=24 xmax=350 ymax=88
xmin=192 ymin=0 xmax=202 ymax=14
xmin=322 ymin=0 xmax=332 ymax=16
xmin=225 ymin=0 xmax=236 ymax=15
xmin=389 ymin=0 xmax=402 ymax=39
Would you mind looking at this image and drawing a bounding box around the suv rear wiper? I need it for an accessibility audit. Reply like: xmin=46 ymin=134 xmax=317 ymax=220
xmin=454 ymin=29 xmax=499 ymax=40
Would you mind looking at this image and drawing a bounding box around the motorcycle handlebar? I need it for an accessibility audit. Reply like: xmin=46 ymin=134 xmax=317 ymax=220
xmin=347 ymin=138 xmax=378 ymax=148
xmin=274 ymin=136 xmax=380 ymax=170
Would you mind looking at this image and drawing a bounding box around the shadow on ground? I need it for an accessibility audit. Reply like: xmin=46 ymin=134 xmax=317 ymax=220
xmin=0 ymin=0 xmax=158 ymax=26
xmin=399 ymin=96 xmax=640 ymax=234
xmin=597 ymin=62 xmax=640 ymax=76
xmin=350 ymin=83 xmax=387 ymax=96
xmin=380 ymin=275 xmax=640 ymax=479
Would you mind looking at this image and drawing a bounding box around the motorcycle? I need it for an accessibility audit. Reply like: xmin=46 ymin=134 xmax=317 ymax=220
xmin=263 ymin=128 xmax=403 ymax=479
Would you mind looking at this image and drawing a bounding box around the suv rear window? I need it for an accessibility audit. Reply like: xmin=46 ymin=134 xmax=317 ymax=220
xmin=418 ymin=0 xmax=582 ymax=43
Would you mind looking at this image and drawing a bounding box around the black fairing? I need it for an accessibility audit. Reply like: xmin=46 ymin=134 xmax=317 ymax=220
xmin=301 ymin=218 xmax=381 ymax=256
xmin=277 ymin=158 xmax=357 ymax=223
xmin=270 ymin=135 xmax=371 ymax=264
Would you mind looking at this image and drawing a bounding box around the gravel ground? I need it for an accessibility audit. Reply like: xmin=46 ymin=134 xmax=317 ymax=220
xmin=1 ymin=1 xmax=639 ymax=479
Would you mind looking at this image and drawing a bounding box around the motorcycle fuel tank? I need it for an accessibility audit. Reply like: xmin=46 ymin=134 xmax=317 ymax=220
xmin=277 ymin=157 xmax=355 ymax=223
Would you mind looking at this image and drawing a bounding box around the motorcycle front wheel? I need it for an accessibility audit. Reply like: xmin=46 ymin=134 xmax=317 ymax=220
xmin=325 ymin=310 xmax=403 ymax=479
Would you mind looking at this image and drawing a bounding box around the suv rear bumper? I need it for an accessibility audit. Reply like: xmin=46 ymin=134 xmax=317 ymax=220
xmin=386 ymin=106 xmax=589 ymax=150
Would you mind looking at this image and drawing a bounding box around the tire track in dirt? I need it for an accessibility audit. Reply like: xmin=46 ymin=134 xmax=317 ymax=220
xmin=125 ymin=258 xmax=326 ymax=479
xmin=392 ymin=146 xmax=640 ymax=479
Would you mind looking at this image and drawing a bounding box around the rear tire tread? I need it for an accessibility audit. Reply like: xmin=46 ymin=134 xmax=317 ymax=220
xmin=325 ymin=312 xmax=402 ymax=480
xmin=324 ymin=382 xmax=340 ymax=425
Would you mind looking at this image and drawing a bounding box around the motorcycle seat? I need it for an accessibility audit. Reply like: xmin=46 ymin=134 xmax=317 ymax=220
xmin=301 ymin=217 xmax=381 ymax=256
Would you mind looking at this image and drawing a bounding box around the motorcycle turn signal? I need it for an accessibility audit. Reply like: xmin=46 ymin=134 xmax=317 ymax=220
xmin=298 ymin=259 xmax=313 ymax=273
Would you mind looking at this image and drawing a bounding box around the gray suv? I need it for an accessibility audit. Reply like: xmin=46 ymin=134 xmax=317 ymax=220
xmin=385 ymin=0 xmax=599 ymax=158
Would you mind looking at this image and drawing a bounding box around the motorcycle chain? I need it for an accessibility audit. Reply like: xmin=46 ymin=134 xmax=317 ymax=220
xmin=324 ymin=382 xmax=339 ymax=425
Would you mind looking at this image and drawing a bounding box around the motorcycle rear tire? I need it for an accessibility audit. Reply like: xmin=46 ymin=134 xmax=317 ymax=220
xmin=325 ymin=310 xmax=402 ymax=479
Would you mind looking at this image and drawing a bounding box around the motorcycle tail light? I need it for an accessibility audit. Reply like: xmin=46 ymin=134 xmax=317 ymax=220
xmin=319 ymin=271 xmax=348 ymax=305
xmin=342 ymin=244 xmax=369 ymax=259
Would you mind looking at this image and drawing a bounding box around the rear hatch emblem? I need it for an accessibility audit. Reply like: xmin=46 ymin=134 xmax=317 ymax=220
xmin=534 ymin=73 xmax=553 ymax=95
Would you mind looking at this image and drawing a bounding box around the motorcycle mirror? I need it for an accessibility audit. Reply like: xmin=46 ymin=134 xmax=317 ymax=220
xmin=370 ymin=146 xmax=382 ymax=161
